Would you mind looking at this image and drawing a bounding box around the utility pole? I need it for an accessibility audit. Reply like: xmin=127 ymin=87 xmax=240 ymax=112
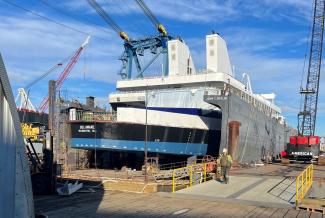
xmin=144 ymin=85 xmax=148 ymax=182
xmin=48 ymin=80 xmax=56 ymax=136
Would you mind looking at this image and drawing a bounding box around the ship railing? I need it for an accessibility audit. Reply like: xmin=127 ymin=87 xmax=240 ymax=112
xmin=118 ymin=70 xmax=217 ymax=81
xmin=153 ymin=157 xmax=216 ymax=182
xmin=158 ymin=161 xmax=188 ymax=171
xmin=73 ymin=110 xmax=117 ymax=122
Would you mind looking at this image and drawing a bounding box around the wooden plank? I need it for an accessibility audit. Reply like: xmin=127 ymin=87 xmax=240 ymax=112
xmin=245 ymin=207 xmax=267 ymax=218
xmin=310 ymin=212 xmax=323 ymax=218
xmin=258 ymin=207 xmax=279 ymax=217
xmin=270 ymin=208 xmax=290 ymax=218
xmin=296 ymin=210 xmax=311 ymax=218
xmin=284 ymin=209 xmax=300 ymax=218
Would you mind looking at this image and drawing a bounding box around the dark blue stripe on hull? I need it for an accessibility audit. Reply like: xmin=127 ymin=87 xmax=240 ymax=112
xmin=71 ymin=138 xmax=208 ymax=156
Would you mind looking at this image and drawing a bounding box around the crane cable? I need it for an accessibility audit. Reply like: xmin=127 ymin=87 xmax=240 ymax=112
xmin=117 ymin=0 xmax=148 ymax=37
xmin=87 ymin=0 xmax=129 ymax=41
xmin=134 ymin=0 xmax=159 ymax=26
xmin=134 ymin=0 xmax=168 ymax=36
xmin=298 ymin=0 xmax=315 ymax=113
xmin=38 ymin=0 xmax=113 ymax=35
xmin=87 ymin=0 xmax=122 ymax=34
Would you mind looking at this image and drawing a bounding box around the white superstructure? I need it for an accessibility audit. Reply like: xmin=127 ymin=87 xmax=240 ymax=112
xmin=109 ymin=33 xmax=284 ymax=128
xmin=206 ymin=34 xmax=233 ymax=76
xmin=168 ymin=38 xmax=196 ymax=76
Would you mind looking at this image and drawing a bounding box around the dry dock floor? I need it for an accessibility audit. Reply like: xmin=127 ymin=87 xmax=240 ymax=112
xmin=35 ymin=190 xmax=323 ymax=218
xmin=35 ymin=163 xmax=325 ymax=217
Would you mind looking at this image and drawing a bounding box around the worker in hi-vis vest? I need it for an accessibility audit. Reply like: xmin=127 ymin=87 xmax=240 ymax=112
xmin=219 ymin=148 xmax=232 ymax=184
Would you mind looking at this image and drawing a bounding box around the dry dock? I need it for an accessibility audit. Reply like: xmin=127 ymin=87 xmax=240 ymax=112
xmin=35 ymin=190 xmax=325 ymax=218
xmin=35 ymin=163 xmax=325 ymax=217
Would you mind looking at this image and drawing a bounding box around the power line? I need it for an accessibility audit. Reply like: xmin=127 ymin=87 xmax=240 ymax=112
xmin=2 ymin=0 xmax=89 ymax=35
xmin=39 ymin=0 xmax=112 ymax=35
xmin=1 ymin=0 xmax=111 ymax=42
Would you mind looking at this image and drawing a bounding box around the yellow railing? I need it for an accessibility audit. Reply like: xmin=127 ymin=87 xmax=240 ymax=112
xmin=172 ymin=162 xmax=215 ymax=193
xmin=296 ymin=164 xmax=313 ymax=205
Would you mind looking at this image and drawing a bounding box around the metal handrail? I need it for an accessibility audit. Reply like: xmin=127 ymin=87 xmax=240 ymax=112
xmin=295 ymin=164 xmax=313 ymax=206
xmin=171 ymin=161 xmax=216 ymax=193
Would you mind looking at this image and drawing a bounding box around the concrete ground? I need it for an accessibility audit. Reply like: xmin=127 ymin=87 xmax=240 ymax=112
xmin=231 ymin=163 xmax=325 ymax=179
xmin=177 ymin=176 xmax=296 ymax=207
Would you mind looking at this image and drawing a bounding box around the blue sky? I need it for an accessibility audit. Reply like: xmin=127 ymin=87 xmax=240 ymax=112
xmin=0 ymin=0 xmax=324 ymax=135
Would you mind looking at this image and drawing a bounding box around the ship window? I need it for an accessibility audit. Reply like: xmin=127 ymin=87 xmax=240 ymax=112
xmin=210 ymin=50 xmax=214 ymax=56
xmin=172 ymin=53 xmax=176 ymax=61
xmin=209 ymin=39 xmax=214 ymax=46
xmin=171 ymin=44 xmax=176 ymax=51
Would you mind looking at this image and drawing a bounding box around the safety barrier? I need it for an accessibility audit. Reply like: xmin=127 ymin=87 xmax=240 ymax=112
xmin=296 ymin=164 xmax=313 ymax=206
xmin=172 ymin=162 xmax=216 ymax=193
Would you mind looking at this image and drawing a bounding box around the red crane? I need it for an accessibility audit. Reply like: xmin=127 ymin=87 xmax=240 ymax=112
xmin=39 ymin=35 xmax=91 ymax=112
xmin=284 ymin=0 xmax=324 ymax=162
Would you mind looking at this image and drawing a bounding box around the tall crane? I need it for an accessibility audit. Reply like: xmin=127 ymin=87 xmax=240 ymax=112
xmin=87 ymin=0 xmax=172 ymax=79
xmin=38 ymin=35 xmax=91 ymax=112
xmin=285 ymin=0 xmax=325 ymax=162
xmin=298 ymin=0 xmax=325 ymax=136
xmin=15 ymin=62 xmax=63 ymax=111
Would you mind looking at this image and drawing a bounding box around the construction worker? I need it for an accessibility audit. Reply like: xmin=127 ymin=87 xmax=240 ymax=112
xmin=219 ymin=148 xmax=232 ymax=184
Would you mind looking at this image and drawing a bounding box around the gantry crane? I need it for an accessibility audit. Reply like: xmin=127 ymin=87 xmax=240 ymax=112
xmin=285 ymin=0 xmax=325 ymax=161
xmin=38 ymin=35 xmax=91 ymax=112
xmin=87 ymin=0 xmax=172 ymax=79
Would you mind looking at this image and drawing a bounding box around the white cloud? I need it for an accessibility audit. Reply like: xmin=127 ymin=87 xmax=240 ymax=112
xmin=0 ymin=13 xmax=123 ymax=85
xmin=62 ymin=0 xmax=312 ymax=25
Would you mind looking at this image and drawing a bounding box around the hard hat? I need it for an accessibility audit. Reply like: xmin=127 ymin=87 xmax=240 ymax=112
xmin=222 ymin=148 xmax=227 ymax=153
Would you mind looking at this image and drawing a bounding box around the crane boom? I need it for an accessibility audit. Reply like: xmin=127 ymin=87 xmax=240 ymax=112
xmin=16 ymin=62 xmax=63 ymax=111
xmin=38 ymin=35 xmax=91 ymax=112
xmin=298 ymin=0 xmax=325 ymax=136
xmin=87 ymin=0 xmax=129 ymax=41
xmin=134 ymin=0 xmax=168 ymax=36
xmin=25 ymin=62 xmax=63 ymax=90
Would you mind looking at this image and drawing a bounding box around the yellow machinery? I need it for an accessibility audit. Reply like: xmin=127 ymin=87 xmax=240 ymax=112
xmin=21 ymin=123 xmax=41 ymax=142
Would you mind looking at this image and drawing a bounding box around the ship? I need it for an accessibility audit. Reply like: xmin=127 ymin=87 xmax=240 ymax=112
xmin=67 ymin=33 xmax=294 ymax=169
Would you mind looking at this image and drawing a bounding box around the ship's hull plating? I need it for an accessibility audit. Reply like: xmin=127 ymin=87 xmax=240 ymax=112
xmin=204 ymin=93 xmax=295 ymax=163
xmin=70 ymin=122 xmax=221 ymax=156
xmin=69 ymin=91 xmax=294 ymax=164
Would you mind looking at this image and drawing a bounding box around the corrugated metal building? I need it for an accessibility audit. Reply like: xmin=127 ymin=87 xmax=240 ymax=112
xmin=0 ymin=53 xmax=34 ymax=217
